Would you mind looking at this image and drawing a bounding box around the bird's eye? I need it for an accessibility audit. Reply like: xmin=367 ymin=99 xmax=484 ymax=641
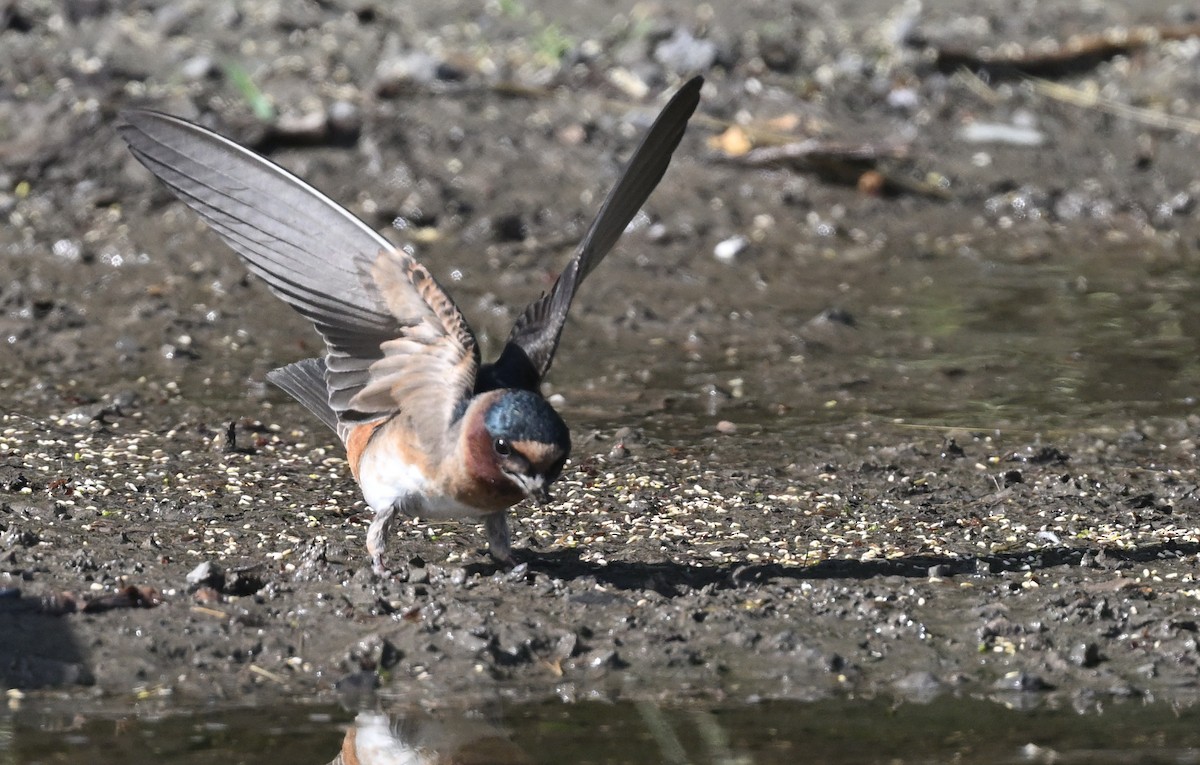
xmin=493 ymin=437 xmax=512 ymax=457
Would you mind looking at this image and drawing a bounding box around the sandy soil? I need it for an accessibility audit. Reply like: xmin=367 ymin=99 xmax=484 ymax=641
xmin=3 ymin=0 xmax=1200 ymax=711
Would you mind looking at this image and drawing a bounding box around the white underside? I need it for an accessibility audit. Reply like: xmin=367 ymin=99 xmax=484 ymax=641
xmin=356 ymin=438 xmax=484 ymax=519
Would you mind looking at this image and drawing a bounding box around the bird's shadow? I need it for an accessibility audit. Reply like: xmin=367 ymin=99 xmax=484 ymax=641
xmin=463 ymin=541 xmax=1200 ymax=599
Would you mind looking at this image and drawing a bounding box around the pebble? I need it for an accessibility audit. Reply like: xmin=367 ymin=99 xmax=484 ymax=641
xmin=992 ymin=671 xmax=1050 ymax=692
xmin=607 ymin=67 xmax=649 ymax=100
xmin=713 ymin=235 xmax=748 ymax=263
xmin=328 ymin=100 xmax=362 ymax=137
xmin=407 ymin=563 xmax=430 ymax=584
xmin=375 ymin=51 xmax=441 ymax=93
xmin=272 ymin=111 xmax=327 ymax=142
xmin=186 ymin=561 xmax=224 ymax=591
xmin=1069 ymin=642 xmax=1103 ymax=668
xmin=180 ymin=55 xmax=216 ymax=81
xmin=957 ymin=122 xmax=1045 ymax=147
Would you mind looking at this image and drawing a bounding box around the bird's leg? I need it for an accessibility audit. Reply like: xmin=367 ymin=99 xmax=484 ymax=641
xmin=484 ymin=512 xmax=514 ymax=568
xmin=366 ymin=503 xmax=397 ymax=576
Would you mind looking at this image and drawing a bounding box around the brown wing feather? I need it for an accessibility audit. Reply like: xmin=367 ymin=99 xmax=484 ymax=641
xmin=348 ymin=249 xmax=480 ymax=451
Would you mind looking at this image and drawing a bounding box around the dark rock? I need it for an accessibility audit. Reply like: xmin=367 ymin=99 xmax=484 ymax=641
xmin=1069 ymin=642 xmax=1103 ymax=668
xmin=186 ymin=561 xmax=225 ymax=592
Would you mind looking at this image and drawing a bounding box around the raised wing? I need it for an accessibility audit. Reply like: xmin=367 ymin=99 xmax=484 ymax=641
xmin=119 ymin=111 xmax=479 ymax=434
xmin=347 ymin=250 xmax=480 ymax=447
xmin=480 ymin=76 xmax=703 ymax=392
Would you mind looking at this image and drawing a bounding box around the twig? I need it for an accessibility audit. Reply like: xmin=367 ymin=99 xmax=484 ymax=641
xmin=1028 ymin=77 xmax=1200 ymax=135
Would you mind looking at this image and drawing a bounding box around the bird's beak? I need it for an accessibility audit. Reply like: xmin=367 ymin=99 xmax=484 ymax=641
xmin=515 ymin=473 xmax=552 ymax=505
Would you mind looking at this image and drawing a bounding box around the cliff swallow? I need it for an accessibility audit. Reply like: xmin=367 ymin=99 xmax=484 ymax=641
xmin=119 ymin=76 xmax=701 ymax=574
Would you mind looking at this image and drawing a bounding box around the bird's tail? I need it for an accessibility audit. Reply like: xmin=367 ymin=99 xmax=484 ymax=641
xmin=266 ymin=358 xmax=338 ymax=433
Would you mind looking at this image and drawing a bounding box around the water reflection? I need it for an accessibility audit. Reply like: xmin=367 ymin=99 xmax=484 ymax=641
xmin=327 ymin=709 xmax=529 ymax=765
xmin=326 ymin=697 xmax=1200 ymax=765
xmin=8 ymin=695 xmax=1200 ymax=764
xmin=325 ymin=702 xmax=759 ymax=765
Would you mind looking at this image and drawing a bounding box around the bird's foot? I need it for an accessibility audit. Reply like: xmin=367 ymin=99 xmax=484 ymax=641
xmin=485 ymin=512 xmax=516 ymax=570
xmin=371 ymin=553 xmax=392 ymax=578
xmin=366 ymin=505 xmax=397 ymax=578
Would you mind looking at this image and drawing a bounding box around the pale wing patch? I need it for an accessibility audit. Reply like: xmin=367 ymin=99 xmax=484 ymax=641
xmin=348 ymin=249 xmax=480 ymax=452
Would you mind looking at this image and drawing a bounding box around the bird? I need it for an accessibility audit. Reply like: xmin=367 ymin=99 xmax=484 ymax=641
xmin=119 ymin=76 xmax=702 ymax=575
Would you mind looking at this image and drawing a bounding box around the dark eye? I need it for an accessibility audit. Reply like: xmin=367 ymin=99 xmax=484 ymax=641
xmin=493 ymin=437 xmax=512 ymax=457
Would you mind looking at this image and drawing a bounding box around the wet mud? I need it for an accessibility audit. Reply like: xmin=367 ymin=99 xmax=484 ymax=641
xmin=3 ymin=0 xmax=1200 ymax=722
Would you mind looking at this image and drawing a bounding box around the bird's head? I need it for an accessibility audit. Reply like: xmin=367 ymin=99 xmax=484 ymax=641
xmin=464 ymin=389 xmax=570 ymax=507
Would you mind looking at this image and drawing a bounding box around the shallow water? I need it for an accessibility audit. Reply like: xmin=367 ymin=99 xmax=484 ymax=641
xmin=541 ymin=227 xmax=1200 ymax=449
xmin=8 ymin=695 xmax=1200 ymax=764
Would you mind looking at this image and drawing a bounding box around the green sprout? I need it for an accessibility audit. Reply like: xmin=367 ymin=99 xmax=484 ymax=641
xmin=223 ymin=61 xmax=276 ymax=122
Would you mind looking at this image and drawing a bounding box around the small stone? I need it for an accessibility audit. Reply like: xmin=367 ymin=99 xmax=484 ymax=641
xmin=272 ymin=111 xmax=327 ymax=143
xmin=1069 ymin=642 xmax=1102 ymax=668
xmin=715 ymin=420 xmax=738 ymax=435
xmin=374 ymin=51 xmax=441 ymax=95
xmin=186 ymin=561 xmax=224 ymax=591
xmin=991 ymin=671 xmax=1050 ymax=692
xmin=328 ymin=100 xmax=361 ymax=140
xmin=713 ymin=235 xmax=748 ymax=263
xmin=552 ymin=632 xmax=578 ymax=661
xmin=606 ymin=68 xmax=649 ymax=100
xmin=407 ymin=562 xmax=429 ymax=584
xmin=974 ymin=558 xmax=1000 ymax=575
xmin=607 ymin=443 xmax=630 ymax=461
xmin=505 ymin=562 xmax=530 ymax=582
xmin=556 ymin=123 xmax=587 ymax=147
xmin=957 ymin=121 xmax=1045 ymax=147
xmin=448 ymin=630 xmax=489 ymax=653
xmin=180 ymin=55 xmax=216 ymax=81
xmin=646 ymin=222 xmax=669 ymax=242
xmin=1035 ymin=530 xmax=1062 ymax=545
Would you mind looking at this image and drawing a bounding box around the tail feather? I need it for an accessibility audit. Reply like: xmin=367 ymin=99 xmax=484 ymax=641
xmin=266 ymin=358 xmax=338 ymax=433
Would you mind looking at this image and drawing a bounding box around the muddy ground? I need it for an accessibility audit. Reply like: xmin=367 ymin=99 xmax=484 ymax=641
xmin=3 ymin=0 xmax=1200 ymax=714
